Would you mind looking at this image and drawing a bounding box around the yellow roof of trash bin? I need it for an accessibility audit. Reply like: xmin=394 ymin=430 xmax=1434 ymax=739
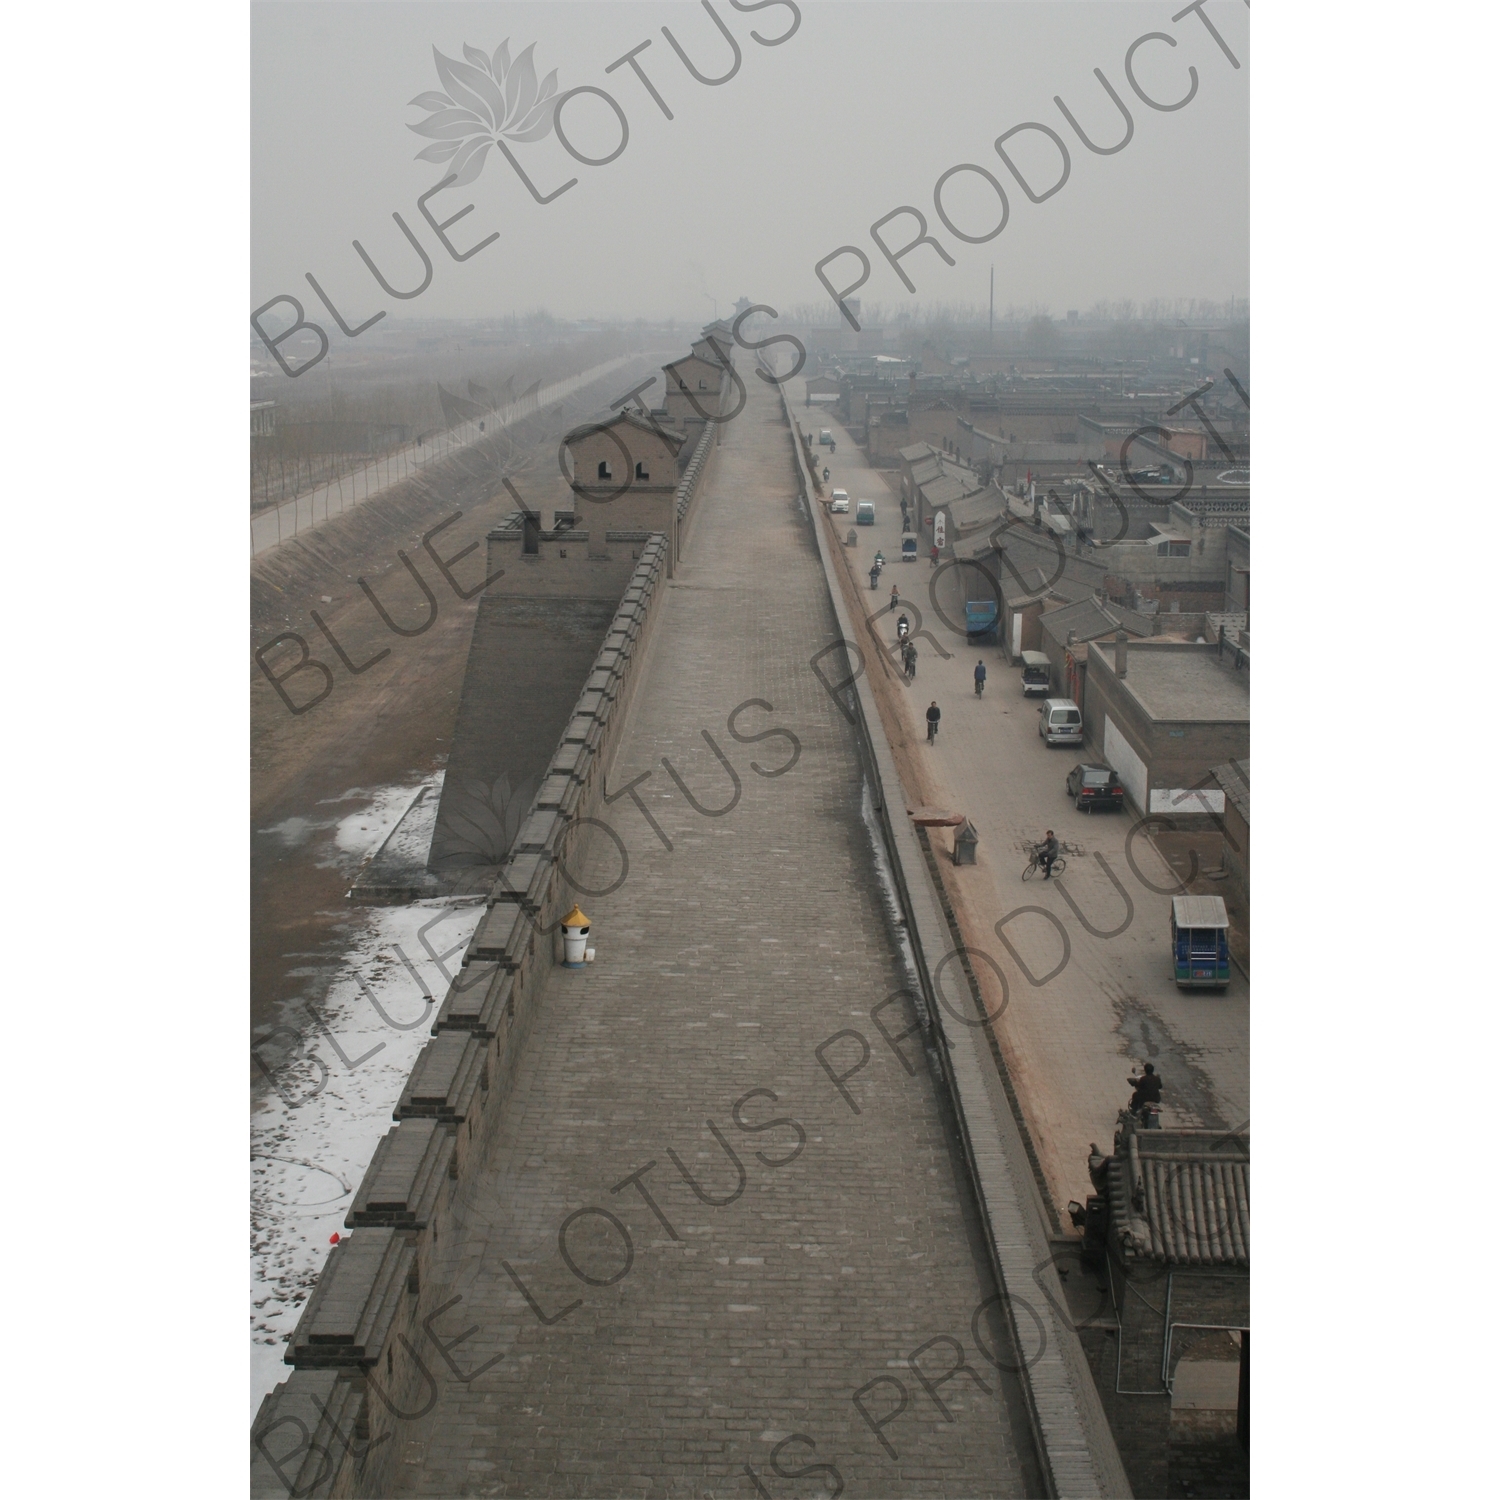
xmin=561 ymin=905 xmax=590 ymax=929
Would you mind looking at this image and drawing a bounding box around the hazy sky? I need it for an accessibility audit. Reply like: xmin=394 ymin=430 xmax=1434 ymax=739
xmin=252 ymin=1 xmax=1248 ymax=329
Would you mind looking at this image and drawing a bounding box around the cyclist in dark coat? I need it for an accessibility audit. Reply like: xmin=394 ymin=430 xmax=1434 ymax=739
xmin=1038 ymin=829 xmax=1059 ymax=878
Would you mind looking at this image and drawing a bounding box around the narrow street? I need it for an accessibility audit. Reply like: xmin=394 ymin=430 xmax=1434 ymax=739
xmin=799 ymin=395 xmax=1249 ymax=1219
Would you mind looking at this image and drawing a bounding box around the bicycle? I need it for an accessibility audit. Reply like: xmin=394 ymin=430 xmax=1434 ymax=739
xmin=1021 ymin=845 xmax=1067 ymax=880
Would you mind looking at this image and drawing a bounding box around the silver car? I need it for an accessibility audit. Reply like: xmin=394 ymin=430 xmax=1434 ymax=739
xmin=1037 ymin=698 xmax=1083 ymax=746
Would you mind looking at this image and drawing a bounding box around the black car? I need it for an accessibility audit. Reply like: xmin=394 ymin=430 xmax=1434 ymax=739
xmin=1065 ymin=764 xmax=1125 ymax=812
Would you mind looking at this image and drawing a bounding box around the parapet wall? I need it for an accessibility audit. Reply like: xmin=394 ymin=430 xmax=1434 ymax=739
xmin=674 ymin=418 xmax=717 ymax=554
xmin=251 ymin=535 xmax=671 ymax=1499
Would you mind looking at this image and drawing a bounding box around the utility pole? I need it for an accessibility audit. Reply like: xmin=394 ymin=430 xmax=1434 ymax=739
xmin=989 ymin=266 xmax=994 ymax=347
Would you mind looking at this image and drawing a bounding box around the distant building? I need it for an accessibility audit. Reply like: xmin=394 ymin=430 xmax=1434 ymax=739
xmin=491 ymin=409 xmax=686 ymax=584
xmin=1083 ymin=638 xmax=1250 ymax=818
xmin=251 ymin=400 xmax=277 ymax=438
xmin=1039 ymin=597 xmax=1152 ymax=710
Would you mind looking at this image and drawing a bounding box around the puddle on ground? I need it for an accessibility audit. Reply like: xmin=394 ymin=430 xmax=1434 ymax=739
xmin=1109 ymin=990 xmax=1228 ymax=1131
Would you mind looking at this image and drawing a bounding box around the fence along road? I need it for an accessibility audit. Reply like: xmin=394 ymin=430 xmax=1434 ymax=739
xmin=383 ymin=370 xmax=1048 ymax=1496
xmin=249 ymin=354 xmax=646 ymax=559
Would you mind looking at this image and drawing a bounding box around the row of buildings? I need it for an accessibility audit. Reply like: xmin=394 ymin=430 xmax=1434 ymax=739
xmin=816 ymin=346 xmax=1251 ymax=910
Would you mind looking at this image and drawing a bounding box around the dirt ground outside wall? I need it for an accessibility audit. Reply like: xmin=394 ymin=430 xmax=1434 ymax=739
xmin=249 ymin=386 xmax=623 ymax=1046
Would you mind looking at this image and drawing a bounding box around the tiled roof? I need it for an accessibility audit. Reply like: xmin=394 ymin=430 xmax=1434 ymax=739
xmin=1213 ymin=759 xmax=1250 ymax=823
xmin=1040 ymin=597 xmax=1126 ymax=647
xmin=1107 ymin=1122 xmax=1249 ymax=1267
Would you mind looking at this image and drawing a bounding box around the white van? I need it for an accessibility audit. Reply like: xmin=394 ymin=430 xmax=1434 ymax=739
xmin=830 ymin=489 xmax=849 ymax=513
xmin=1037 ymin=697 xmax=1083 ymax=746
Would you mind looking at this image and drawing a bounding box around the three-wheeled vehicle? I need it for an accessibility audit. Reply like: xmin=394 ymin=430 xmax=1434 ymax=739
xmin=901 ymin=533 xmax=918 ymax=561
xmin=1019 ymin=650 xmax=1051 ymax=696
xmin=1170 ymin=895 xmax=1231 ymax=990
xmin=819 ymin=428 xmax=834 ymax=447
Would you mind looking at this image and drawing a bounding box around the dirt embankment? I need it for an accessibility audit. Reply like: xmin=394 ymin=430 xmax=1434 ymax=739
xmin=250 ymin=405 xmax=583 ymax=1040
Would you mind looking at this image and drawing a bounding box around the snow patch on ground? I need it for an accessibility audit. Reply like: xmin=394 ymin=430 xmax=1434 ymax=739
xmin=331 ymin=775 xmax=441 ymax=864
xmin=249 ymin=885 xmax=482 ymax=1423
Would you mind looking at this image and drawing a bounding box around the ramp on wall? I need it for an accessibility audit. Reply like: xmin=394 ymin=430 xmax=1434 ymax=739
xmin=428 ymin=593 xmax=621 ymax=872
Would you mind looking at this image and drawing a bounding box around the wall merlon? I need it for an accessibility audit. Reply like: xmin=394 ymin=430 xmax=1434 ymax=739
xmin=395 ymin=1032 xmax=487 ymax=1123
xmin=432 ymin=963 xmax=511 ymax=1038
xmin=285 ymin=1229 xmax=416 ymax=1370
xmin=345 ymin=1120 xmax=454 ymax=1231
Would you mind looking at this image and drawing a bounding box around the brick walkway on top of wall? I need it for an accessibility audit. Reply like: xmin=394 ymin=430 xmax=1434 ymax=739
xmin=387 ymin=373 xmax=1042 ymax=1498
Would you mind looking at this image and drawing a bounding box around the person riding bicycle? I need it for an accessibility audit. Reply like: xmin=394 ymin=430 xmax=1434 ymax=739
xmin=974 ymin=659 xmax=987 ymax=694
xmin=1037 ymin=829 xmax=1059 ymax=879
xmin=1128 ymin=1064 xmax=1162 ymax=1115
xmin=926 ymin=701 xmax=941 ymax=741
xmin=902 ymin=640 xmax=917 ymax=678
xmin=890 ymin=584 xmax=900 ymax=613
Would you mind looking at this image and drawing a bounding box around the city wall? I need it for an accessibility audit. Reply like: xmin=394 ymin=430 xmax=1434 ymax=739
xmin=252 ymin=532 xmax=674 ymax=1497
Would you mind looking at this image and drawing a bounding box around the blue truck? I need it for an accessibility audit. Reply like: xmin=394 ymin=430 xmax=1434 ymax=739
xmin=964 ymin=599 xmax=999 ymax=639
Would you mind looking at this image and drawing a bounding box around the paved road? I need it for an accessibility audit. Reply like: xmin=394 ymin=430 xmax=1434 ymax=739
xmin=806 ymin=399 xmax=1249 ymax=1219
xmin=390 ymin=372 xmax=1041 ymax=1496
xmin=249 ymin=355 xmax=650 ymax=558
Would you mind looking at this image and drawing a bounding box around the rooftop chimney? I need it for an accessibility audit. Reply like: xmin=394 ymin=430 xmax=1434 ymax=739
xmin=1115 ymin=630 xmax=1129 ymax=677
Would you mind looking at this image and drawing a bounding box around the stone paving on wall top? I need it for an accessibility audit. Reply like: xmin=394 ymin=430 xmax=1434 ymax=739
xmin=380 ymin=374 xmax=1045 ymax=1497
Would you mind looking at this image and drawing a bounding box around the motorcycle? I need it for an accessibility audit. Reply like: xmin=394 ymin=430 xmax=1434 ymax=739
xmin=896 ymin=615 xmax=910 ymax=641
xmin=869 ymin=566 xmax=880 ymax=590
xmin=1127 ymin=1074 xmax=1162 ymax=1129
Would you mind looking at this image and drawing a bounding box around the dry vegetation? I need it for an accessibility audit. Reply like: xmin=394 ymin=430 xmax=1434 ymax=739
xmin=249 ymin=324 xmax=638 ymax=512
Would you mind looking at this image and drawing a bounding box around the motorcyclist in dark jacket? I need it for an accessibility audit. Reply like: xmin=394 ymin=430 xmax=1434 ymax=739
xmin=1128 ymin=1064 xmax=1162 ymax=1113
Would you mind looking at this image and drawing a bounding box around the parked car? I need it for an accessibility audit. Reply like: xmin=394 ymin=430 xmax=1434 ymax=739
xmin=1037 ymin=698 xmax=1083 ymax=746
xmin=830 ymin=490 xmax=849 ymax=513
xmin=1065 ymin=763 xmax=1126 ymax=812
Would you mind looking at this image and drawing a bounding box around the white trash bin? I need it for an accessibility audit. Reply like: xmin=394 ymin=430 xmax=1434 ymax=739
xmin=561 ymin=905 xmax=591 ymax=969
